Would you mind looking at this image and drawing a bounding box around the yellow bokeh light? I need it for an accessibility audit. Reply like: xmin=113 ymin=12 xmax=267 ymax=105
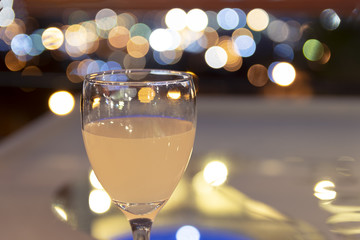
xmin=48 ymin=91 xmax=75 ymax=115
xmin=89 ymin=170 xmax=104 ymax=189
xmin=127 ymin=36 xmax=149 ymax=58
xmin=247 ymin=8 xmax=269 ymax=31
xmin=108 ymin=26 xmax=130 ymax=49
xmin=89 ymin=189 xmax=111 ymax=214
xmin=42 ymin=27 xmax=64 ymax=50
xmin=5 ymin=50 xmax=26 ymax=71
xmin=138 ymin=87 xmax=156 ymax=103
xmin=167 ymin=89 xmax=181 ymax=100
xmin=65 ymin=24 xmax=87 ymax=47
xmin=314 ymin=180 xmax=337 ymax=201
xmin=203 ymin=161 xmax=228 ymax=186
xmin=272 ymin=62 xmax=296 ymax=87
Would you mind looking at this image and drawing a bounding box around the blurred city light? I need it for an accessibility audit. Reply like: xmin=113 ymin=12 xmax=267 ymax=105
xmin=247 ymin=8 xmax=269 ymax=31
xmin=165 ymin=8 xmax=187 ymax=31
xmin=11 ymin=34 xmax=32 ymax=56
xmin=108 ymin=26 xmax=130 ymax=49
xmin=274 ymin=43 xmax=294 ymax=61
xmin=95 ymin=8 xmax=117 ymax=31
xmin=42 ymin=27 xmax=64 ymax=50
xmin=267 ymin=20 xmax=289 ymax=42
xmin=303 ymin=39 xmax=324 ymax=61
xmin=186 ymin=9 xmax=208 ymax=32
xmin=247 ymin=64 xmax=269 ymax=87
xmin=48 ymin=91 xmax=75 ymax=115
xmin=320 ymin=9 xmax=341 ymax=31
xmin=217 ymin=8 xmax=239 ymax=30
xmin=271 ymin=62 xmax=296 ymax=86
xmin=205 ymin=46 xmax=227 ymax=69
xmin=0 ymin=7 xmax=15 ymax=27
xmin=233 ymin=35 xmax=256 ymax=57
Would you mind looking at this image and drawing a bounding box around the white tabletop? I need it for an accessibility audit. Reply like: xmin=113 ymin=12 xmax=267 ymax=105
xmin=2 ymin=95 xmax=360 ymax=240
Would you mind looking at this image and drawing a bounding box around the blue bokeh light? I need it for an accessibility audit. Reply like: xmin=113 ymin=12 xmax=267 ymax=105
xmin=29 ymin=34 xmax=45 ymax=56
xmin=217 ymin=8 xmax=239 ymax=30
xmin=274 ymin=43 xmax=294 ymax=61
xmin=234 ymin=35 xmax=256 ymax=57
xmin=11 ymin=34 xmax=32 ymax=56
xmin=113 ymin=226 xmax=253 ymax=240
xmin=234 ymin=8 xmax=247 ymax=28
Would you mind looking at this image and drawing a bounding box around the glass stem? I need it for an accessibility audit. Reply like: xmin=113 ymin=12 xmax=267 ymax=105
xmin=130 ymin=218 xmax=153 ymax=240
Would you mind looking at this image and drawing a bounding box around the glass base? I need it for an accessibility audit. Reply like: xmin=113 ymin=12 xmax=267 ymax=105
xmin=113 ymin=200 xmax=166 ymax=216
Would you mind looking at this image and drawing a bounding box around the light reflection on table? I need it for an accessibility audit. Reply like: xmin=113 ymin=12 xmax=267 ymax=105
xmin=52 ymin=152 xmax=325 ymax=240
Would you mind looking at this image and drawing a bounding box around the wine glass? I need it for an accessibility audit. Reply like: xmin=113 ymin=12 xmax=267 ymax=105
xmin=81 ymin=69 xmax=197 ymax=240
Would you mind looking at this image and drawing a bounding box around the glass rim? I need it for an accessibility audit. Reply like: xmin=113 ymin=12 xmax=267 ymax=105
xmin=84 ymin=69 xmax=193 ymax=85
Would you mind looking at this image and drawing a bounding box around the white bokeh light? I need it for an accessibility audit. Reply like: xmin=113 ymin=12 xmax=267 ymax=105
xmin=176 ymin=225 xmax=201 ymax=240
xmin=165 ymin=8 xmax=187 ymax=31
xmin=187 ymin=9 xmax=208 ymax=32
xmin=48 ymin=91 xmax=75 ymax=115
xmin=95 ymin=8 xmax=117 ymax=31
xmin=203 ymin=161 xmax=228 ymax=186
xmin=205 ymin=46 xmax=227 ymax=69
xmin=88 ymin=189 xmax=111 ymax=214
xmin=272 ymin=62 xmax=296 ymax=86
xmin=149 ymin=28 xmax=180 ymax=52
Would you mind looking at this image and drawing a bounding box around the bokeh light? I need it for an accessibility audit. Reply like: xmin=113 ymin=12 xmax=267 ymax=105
xmin=138 ymin=87 xmax=155 ymax=103
xmin=203 ymin=161 xmax=228 ymax=186
xmin=274 ymin=43 xmax=294 ymax=61
xmin=52 ymin=205 xmax=68 ymax=221
xmin=176 ymin=225 xmax=201 ymax=240
xmin=66 ymin=61 xmax=83 ymax=83
xmin=187 ymin=9 xmax=208 ymax=32
xmin=5 ymin=50 xmax=26 ymax=71
xmin=42 ymin=27 xmax=64 ymax=50
xmin=233 ymin=35 xmax=256 ymax=57
xmin=320 ymin=9 xmax=341 ymax=31
xmin=198 ymin=27 xmax=219 ymax=49
xmin=123 ymin=54 xmax=146 ymax=69
xmin=217 ymin=8 xmax=239 ymax=30
xmin=206 ymin=11 xmax=220 ymax=30
xmin=65 ymin=24 xmax=87 ymax=47
xmin=0 ymin=7 xmax=15 ymax=27
xmin=22 ymin=66 xmax=42 ymax=76
xmin=303 ymin=39 xmax=324 ymax=61
xmin=108 ymin=26 xmax=130 ymax=49
xmin=29 ymin=33 xmax=45 ymax=56
xmin=48 ymin=91 xmax=75 ymax=115
xmin=95 ymin=8 xmax=117 ymax=31
xmin=267 ymin=20 xmax=289 ymax=42
xmin=205 ymin=46 xmax=227 ymax=69
xmin=314 ymin=180 xmax=337 ymax=201
xmin=247 ymin=64 xmax=269 ymax=87
xmin=217 ymin=37 xmax=242 ymax=72
xmin=89 ymin=189 xmax=111 ymax=214
xmin=234 ymin=8 xmax=247 ymax=28
xmin=11 ymin=34 xmax=32 ymax=56
xmin=127 ymin=36 xmax=149 ymax=58
xmin=247 ymin=8 xmax=269 ymax=31
xmin=149 ymin=28 xmax=180 ymax=52
xmin=165 ymin=8 xmax=187 ymax=31
xmin=130 ymin=23 xmax=151 ymax=40
xmin=271 ymin=62 xmax=296 ymax=86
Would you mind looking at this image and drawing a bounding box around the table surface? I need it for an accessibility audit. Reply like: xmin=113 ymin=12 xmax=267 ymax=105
xmin=2 ymin=95 xmax=360 ymax=240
